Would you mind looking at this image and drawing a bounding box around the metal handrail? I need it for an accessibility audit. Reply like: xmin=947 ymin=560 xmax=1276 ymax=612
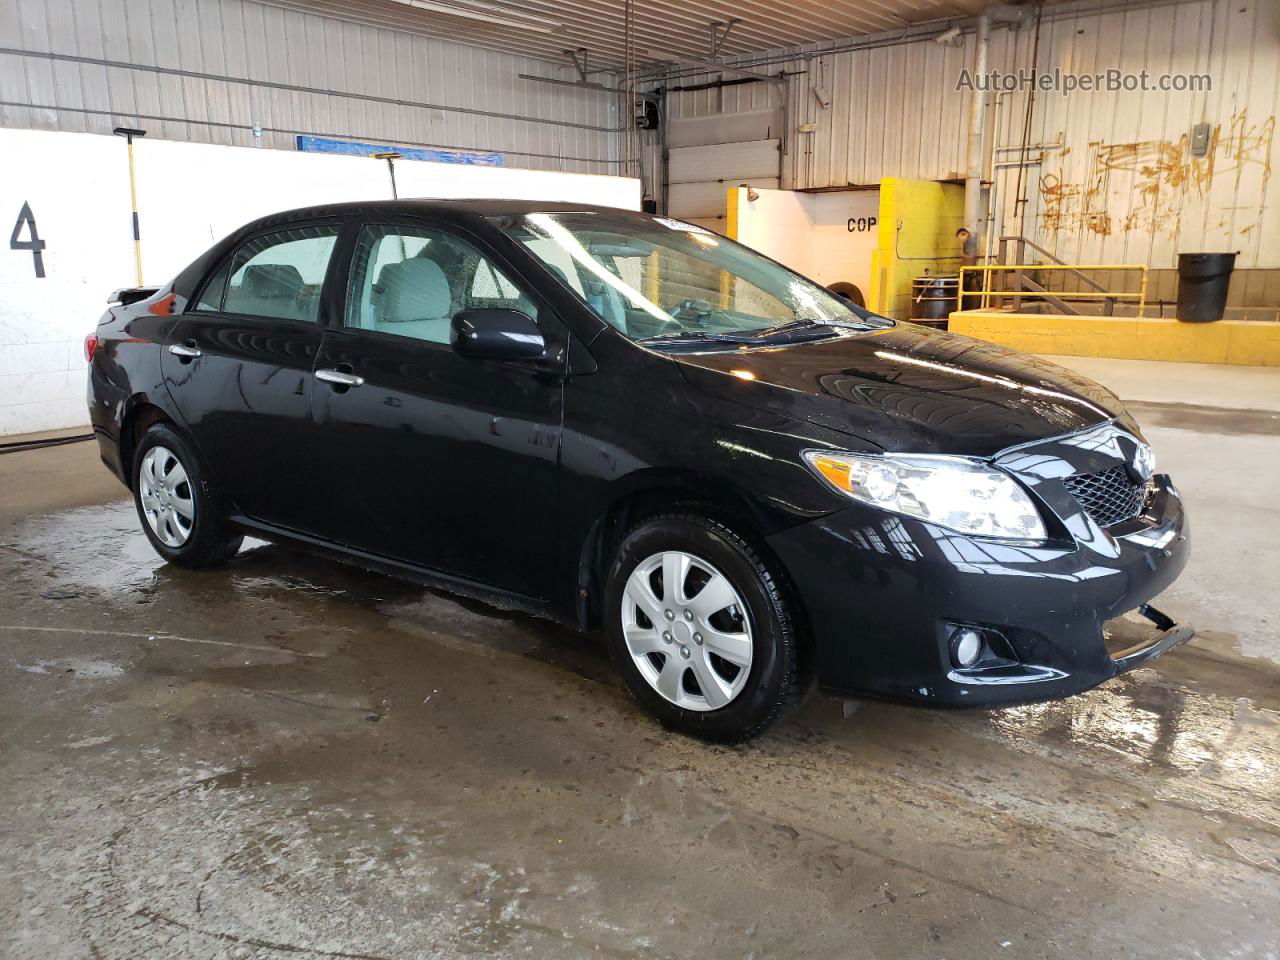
xmin=961 ymin=263 xmax=1148 ymax=317
xmin=998 ymin=235 xmax=1115 ymax=295
xmin=996 ymin=235 xmax=1122 ymax=314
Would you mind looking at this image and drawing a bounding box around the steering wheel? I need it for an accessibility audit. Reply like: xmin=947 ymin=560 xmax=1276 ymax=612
xmin=667 ymin=298 xmax=718 ymax=326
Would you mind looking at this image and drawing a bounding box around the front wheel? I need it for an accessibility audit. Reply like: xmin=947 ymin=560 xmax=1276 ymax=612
xmin=132 ymin=423 xmax=242 ymax=568
xmin=603 ymin=513 xmax=807 ymax=742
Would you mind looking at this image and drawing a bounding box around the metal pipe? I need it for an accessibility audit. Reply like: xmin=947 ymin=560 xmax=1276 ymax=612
xmin=637 ymin=0 xmax=1170 ymax=83
xmin=2 ymin=46 xmax=624 ymax=134
xmin=994 ymin=133 xmax=1065 ymax=153
xmin=963 ymin=4 xmax=1030 ymax=260
xmin=679 ymin=57 xmax=786 ymax=86
xmin=983 ymin=93 xmax=1005 ymax=275
xmin=373 ymin=152 xmax=401 ymax=200
xmin=657 ymin=91 xmax=670 ymax=215
xmin=962 ymin=10 xmax=990 ymax=259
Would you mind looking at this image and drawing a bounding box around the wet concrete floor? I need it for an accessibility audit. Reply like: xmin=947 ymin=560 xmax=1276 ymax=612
xmin=2 ymin=362 xmax=1278 ymax=959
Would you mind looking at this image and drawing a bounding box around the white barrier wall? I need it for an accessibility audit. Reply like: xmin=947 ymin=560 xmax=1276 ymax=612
xmin=0 ymin=128 xmax=640 ymax=437
xmin=729 ymin=187 xmax=879 ymax=301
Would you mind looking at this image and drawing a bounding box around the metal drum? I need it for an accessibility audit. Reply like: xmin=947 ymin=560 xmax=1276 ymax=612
xmin=910 ymin=275 xmax=958 ymax=329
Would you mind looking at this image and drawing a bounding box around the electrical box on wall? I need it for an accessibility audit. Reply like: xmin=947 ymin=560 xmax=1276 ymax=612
xmin=1191 ymin=122 xmax=1212 ymax=157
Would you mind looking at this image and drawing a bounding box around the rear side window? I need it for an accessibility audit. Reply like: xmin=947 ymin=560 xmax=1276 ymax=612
xmin=217 ymin=225 xmax=340 ymax=323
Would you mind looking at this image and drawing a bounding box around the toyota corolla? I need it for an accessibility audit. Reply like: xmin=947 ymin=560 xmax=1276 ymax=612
xmin=86 ymin=201 xmax=1191 ymax=741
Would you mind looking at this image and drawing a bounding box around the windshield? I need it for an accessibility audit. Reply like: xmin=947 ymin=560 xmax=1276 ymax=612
xmin=491 ymin=210 xmax=893 ymax=346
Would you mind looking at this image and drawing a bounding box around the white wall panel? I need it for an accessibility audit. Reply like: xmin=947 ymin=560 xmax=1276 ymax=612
xmin=0 ymin=127 xmax=640 ymax=436
xmin=731 ymin=187 xmax=880 ymax=294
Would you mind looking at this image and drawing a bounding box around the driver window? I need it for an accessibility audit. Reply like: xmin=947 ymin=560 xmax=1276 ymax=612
xmin=347 ymin=224 xmax=536 ymax=344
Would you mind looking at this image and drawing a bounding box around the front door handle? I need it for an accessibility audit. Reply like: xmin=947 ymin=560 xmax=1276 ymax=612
xmin=315 ymin=368 xmax=364 ymax=388
xmin=168 ymin=342 xmax=201 ymax=360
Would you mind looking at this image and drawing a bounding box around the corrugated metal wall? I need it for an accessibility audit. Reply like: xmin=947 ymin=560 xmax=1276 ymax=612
xmin=656 ymin=0 xmax=1279 ymax=270
xmin=991 ymin=0 xmax=1279 ymax=273
xmin=658 ymin=28 xmax=995 ymax=189
xmin=0 ymin=0 xmax=623 ymax=174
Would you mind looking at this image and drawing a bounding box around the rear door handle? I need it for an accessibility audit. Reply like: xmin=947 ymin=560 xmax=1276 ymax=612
xmin=168 ymin=342 xmax=201 ymax=360
xmin=315 ymin=368 xmax=364 ymax=388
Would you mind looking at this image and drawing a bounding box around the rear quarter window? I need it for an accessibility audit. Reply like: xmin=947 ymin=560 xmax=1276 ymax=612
xmin=192 ymin=259 xmax=231 ymax=312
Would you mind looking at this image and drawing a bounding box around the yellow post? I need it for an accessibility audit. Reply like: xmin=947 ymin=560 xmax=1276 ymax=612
xmin=1138 ymin=266 xmax=1148 ymax=318
xmin=720 ymin=186 xmax=740 ymax=310
xmin=114 ymin=127 xmax=147 ymax=286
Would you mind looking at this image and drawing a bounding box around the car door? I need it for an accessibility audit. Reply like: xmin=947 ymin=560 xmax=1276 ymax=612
xmin=311 ymin=219 xmax=564 ymax=600
xmin=163 ymin=221 xmax=343 ymax=532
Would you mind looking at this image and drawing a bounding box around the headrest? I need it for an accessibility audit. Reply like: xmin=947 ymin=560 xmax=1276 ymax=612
xmin=241 ymin=263 xmax=305 ymax=298
xmin=376 ymin=258 xmax=451 ymax=323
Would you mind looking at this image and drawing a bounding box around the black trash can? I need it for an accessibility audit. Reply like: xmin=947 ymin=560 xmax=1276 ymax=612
xmin=1176 ymin=252 xmax=1236 ymax=323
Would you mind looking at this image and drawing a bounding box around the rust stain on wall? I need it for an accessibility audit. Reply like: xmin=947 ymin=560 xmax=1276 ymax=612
xmin=1036 ymin=110 xmax=1274 ymax=245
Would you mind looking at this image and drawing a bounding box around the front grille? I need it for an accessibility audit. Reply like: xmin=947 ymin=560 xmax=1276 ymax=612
xmin=1062 ymin=465 xmax=1151 ymax=528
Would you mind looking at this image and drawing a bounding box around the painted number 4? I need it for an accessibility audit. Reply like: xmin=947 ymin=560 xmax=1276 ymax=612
xmin=10 ymin=202 xmax=46 ymax=278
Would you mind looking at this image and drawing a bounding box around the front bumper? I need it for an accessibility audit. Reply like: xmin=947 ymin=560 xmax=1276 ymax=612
xmin=766 ymin=473 xmax=1191 ymax=707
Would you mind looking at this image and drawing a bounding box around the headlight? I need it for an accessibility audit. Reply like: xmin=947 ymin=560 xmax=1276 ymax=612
xmin=802 ymin=451 xmax=1047 ymax=540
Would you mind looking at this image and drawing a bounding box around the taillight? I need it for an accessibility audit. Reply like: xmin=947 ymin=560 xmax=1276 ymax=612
xmin=84 ymin=333 xmax=99 ymax=363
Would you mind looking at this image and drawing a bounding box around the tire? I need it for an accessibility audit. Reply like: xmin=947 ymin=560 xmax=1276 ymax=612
xmin=603 ymin=513 xmax=807 ymax=742
xmin=827 ymin=280 xmax=866 ymax=308
xmin=132 ymin=423 xmax=243 ymax=569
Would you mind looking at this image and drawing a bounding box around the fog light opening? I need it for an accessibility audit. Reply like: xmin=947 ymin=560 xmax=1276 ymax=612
xmin=951 ymin=627 xmax=986 ymax=668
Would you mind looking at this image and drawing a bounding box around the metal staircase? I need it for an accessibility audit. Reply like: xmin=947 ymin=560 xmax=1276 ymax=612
xmin=993 ymin=236 xmax=1119 ymax=316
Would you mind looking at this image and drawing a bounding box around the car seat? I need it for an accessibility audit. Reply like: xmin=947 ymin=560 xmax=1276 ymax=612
xmin=372 ymin=257 xmax=453 ymax=342
xmin=225 ymin=263 xmax=307 ymax=319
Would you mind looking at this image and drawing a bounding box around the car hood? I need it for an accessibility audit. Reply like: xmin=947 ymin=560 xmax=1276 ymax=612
xmin=672 ymin=324 xmax=1129 ymax=457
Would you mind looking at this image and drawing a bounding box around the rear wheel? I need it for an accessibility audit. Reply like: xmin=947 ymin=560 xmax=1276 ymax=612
xmin=132 ymin=424 xmax=242 ymax=568
xmin=603 ymin=513 xmax=806 ymax=742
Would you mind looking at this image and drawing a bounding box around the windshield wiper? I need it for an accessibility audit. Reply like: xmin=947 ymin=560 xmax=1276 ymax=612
xmin=755 ymin=317 xmax=878 ymax=339
xmin=640 ymin=331 xmax=759 ymax=346
xmin=642 ymin=319 xmax=877 ymax=350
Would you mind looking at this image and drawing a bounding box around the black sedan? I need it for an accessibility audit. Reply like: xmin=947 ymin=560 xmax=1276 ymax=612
xmin=86 ymin=200 xmax=1191 ymax=741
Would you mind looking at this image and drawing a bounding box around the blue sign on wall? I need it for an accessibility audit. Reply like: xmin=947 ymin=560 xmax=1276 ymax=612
xmin=296 ymin=135 xmax=503 ymax=167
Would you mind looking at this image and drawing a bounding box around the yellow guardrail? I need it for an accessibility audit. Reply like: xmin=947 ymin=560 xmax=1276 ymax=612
xmin=960 ymin=263 xmax=1148 ymax=317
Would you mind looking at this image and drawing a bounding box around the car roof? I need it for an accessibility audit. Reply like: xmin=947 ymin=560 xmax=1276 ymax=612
xmin=253 ymin=198 xmax=644 ymax=225
xmin=170 ymin=199 xmax=650 ymax=302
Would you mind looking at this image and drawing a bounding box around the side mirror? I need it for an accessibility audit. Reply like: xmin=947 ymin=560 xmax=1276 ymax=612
xmin=450 ymin=309 xmax=546 ymax=361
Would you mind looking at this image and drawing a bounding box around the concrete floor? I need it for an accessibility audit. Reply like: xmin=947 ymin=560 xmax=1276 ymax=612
xmin=2 ymin=358 xmax=1278 ymax=959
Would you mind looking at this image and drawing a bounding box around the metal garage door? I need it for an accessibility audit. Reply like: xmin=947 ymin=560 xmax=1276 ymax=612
xmin=666 ymin=108 xmax=782 ymax=231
